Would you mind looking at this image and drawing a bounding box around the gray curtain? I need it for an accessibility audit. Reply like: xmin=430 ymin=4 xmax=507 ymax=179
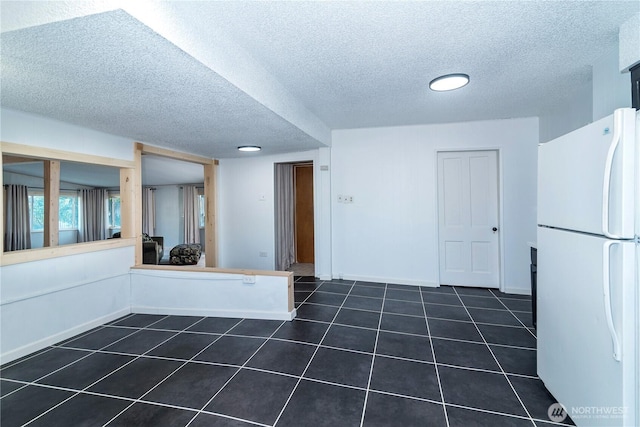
xmin=142 ymin=187 xmax=156 ymax=235
xmin=274 ymin=163 xmax=295 ymax=271
xmin=183 ymin=185 xmax=199 ymax=244
xmin=79 ymin=188 xmax=108 ymax=242
xmin=4 ymin=184 xmax=31 ymax=251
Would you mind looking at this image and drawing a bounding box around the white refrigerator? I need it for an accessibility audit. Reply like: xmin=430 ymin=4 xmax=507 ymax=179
xmin=537 ymin=107 xmax=639 ymax=426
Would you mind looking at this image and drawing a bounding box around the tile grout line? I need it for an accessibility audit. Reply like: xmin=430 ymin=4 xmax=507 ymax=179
xmin=451 ymin=287 xmax=537 ymax=427
xmin=358 ymin=282 xmax=388 ymax=426
xmin=175 ymin=318 xmax=285 ymax=427
xmin=20 ymin=314 xmax=174 ymax=427
xmin=100 ymin=317 xmax=243 ymax=427
xmin=302 ymin=295 xmax=533 ymax=319
xmin=444 ymin=401 xmax=536 ymax=422
xmin=0 ymin=314 xmax=139 ymax=372
xmin=421 ymin=286 xmax=451 ymax=427
xmin=489 ymin=288 xmax=537 ymax=339
xmin=1 ymin=342 xmax=542 ymax=401
xmin=2 ymin=288 xmax=545 ymax=426
xmin=22 ymin=314 xmax=168 ymax=387
xmin=0 ymin=318 xmax=157 ymax=401
xmin=271 ymin=280 xmax=357 ymax=426
xmin=183 ymin=283 xmax=336 ymax=427
xmin=4 ymin=369 xmax=542 ymax=427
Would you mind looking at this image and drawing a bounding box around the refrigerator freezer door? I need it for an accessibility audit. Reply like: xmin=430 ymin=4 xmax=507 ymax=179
xmin=537 ymin=227 xmax=637 ymax=426
xmin=538 ymin=108 xmax=636 ymax=238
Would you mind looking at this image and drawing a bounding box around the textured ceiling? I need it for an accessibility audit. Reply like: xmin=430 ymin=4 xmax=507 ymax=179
xmin=194 ymin=1 xmax=638 ymax=128
xmin=1 ymin=9 xmax=324 ymax=159
xmin=1 ymin=1 xmax=639 ymax=159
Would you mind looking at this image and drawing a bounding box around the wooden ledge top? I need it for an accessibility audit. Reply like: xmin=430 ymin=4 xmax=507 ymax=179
xmin=131 ymin=264 xmax=293 ymax=278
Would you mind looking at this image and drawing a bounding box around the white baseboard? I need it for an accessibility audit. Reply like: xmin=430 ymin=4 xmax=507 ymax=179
xmin=501 ymin=286 xmax=532 ymax=296
xmin=0 ymin=307 xmax=131 ymax=365
xmin=131 ymin=305 xmax=296 ymax=321
xmin=332 ymin=274 xmax=438 ymax=288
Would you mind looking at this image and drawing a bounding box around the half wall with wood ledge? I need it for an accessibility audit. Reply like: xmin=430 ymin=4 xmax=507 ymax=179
xmin=130 ymin=265 xmax=296 ymax=321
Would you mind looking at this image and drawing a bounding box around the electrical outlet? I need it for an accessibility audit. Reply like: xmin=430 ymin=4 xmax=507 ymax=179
xmin=242 ymin=275 xmax=256 ymax=284
xmin=347 ymin=195 xmax=354 ymax=203
xmin=337 ymin=194 xmax=344 ymax=203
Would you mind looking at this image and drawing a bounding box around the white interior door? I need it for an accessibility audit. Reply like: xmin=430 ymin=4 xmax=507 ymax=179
xmin=437 ymin=150 xmax=499 ymax=288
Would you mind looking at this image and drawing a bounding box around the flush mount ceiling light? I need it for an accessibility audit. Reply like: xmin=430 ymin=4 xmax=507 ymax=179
xmin=237 ymin=146 xmax=261 ymax=152
xmin=429 ymin=73 xmax=470 ymax=91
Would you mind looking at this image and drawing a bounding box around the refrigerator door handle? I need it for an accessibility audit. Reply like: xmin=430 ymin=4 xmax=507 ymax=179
xmin=601 ymin=110 xmax=623 ymax=239
xmin=602 ymin=241 xmax=621 ymax=361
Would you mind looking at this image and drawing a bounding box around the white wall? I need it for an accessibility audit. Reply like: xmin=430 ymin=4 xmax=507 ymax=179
xmin=538 ymin=80 xmax=593 ymax=144
xmin=218 ymin=150 xmax=329 ymax=274
xmin=1 ymin=246 xmax=133 ymax=364
xmin=130 ymin=269 xmax=293 ymax=320
xmin=331 ymin=118 xmax=539 ymax=294
xmin=154 ymin=185 xmax=182 ymax=254
xmin=592 ymin=43 xmax=632 ymax=121
xmin=1 ymin=108 xmax=136 ymax=363
xmin=1 ymin=108 xmax=133 ymax=159
xmin=539 ymin=37 xmax=633 ymax=143
xmin=619 ymin=12 xmax=640 ymax=72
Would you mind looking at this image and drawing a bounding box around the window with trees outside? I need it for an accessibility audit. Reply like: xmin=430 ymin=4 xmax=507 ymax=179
xmin=198 ymin=194 xmax=205 ymax=228
xmin=108 ymin=193 xmax=121 ymax=229
xmin=28 ymin=190 xmax=78 ymax=231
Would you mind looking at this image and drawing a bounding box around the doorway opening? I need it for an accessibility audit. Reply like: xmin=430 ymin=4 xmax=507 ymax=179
xmin=274 ymin=161 xmax=315 ymax=276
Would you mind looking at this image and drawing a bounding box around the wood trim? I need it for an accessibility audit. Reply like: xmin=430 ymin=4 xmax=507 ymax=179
xmin=131 ymin=266 xmax=295 ymax=312
xmin=0 ymin=141 xmax=135 ymax=169
xmin=120 ymin=168 xmax=135 ymax=238
xmin=1 ymin=141 xmax=134 ymax=265
xmin=137 ymin=142 xmax=218 ymax=268
xmin=287 ymin=274 xmax=294 ymax=312
xmin=2 ymin=155 xmax=39 ymax=164
xmin=131 ymin=264 xmax=293 ymax=277
xmin=44 ymin=160 xmax=60 ymax=247
xmin=133 ymin=144 xmax=143 ymax=265
xmin=131 ymin=265 xmax=294 ymax=311
xmin=137 ymin=142 xmax=213 ymax=166
xmin=1 ymin=238 xmax=135 ymax=266
xmin=204 ymin=160 xmax=217 ymax=267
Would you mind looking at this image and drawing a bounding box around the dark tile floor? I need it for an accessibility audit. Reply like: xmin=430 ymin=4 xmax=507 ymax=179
xmin=0 ymin=279 xmax=574 ymax=426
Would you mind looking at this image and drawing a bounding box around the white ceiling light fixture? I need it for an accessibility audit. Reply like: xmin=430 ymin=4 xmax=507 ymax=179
xmin=429 ymin=73 xmax=470 ymax=91
xmin=237 ymin=145 xmax=261 ymax=152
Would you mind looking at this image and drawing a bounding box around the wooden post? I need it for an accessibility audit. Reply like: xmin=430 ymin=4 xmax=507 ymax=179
xmin=204 ymin=159 xmax=218 ymax=267
xmin=119 ymin=168 xmax=134 ymax=238
xmin=44 ymin=160 xmax=60 ymax=247
xmin=133 ymin=143 xmax=143 ymax=265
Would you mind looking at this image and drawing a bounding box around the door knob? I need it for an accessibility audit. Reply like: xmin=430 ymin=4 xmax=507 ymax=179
xmin=492 ymin=227 xmax=498 ymax=233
